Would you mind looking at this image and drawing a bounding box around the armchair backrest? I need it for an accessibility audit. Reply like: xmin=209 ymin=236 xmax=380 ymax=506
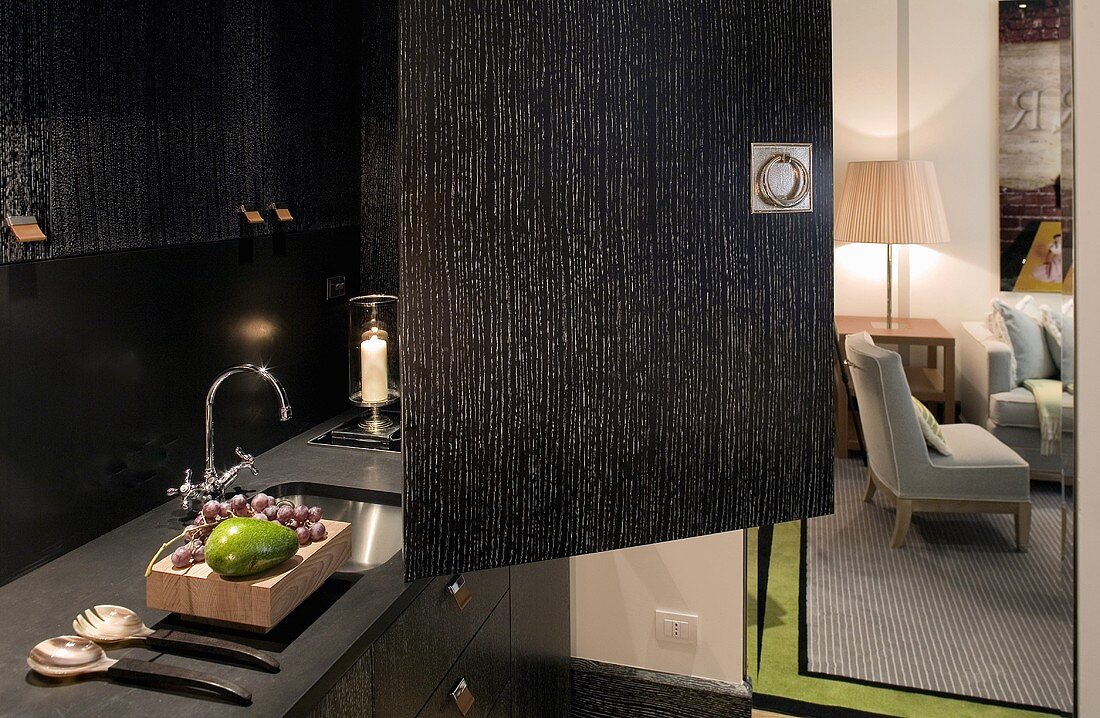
xmin=845 ymin=333 xmax=931 ymax=495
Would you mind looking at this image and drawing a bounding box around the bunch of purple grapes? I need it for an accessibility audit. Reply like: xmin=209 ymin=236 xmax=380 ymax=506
xmin=169 ymin=493 xmax=326 ymax=568
xmin=244 ymin=493 xmax=327 ymax=547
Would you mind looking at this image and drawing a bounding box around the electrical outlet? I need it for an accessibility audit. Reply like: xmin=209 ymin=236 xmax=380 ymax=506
xmin=655 ymin=610 xmax=698 ymax=645
xmin=326 ymin=276 xmax=346 ymax=300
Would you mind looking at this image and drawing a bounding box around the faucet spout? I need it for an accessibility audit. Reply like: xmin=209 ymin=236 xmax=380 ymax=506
xmin=204 ymin=364 xmax=292 ymax=485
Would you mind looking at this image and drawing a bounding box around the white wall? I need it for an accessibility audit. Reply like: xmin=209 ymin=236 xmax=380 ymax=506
xmin=1074 ymin=1 xmax=1098 ymax=714
xmin=833 ymin=0 xmax=902 ymax=319
xmin=834 ymin=0 xmax=1059 ymax=344
xmin=906 ymin=0 xmax=1003 ymax=338
xmin=570 ymin=531 xmax=745 ymax=684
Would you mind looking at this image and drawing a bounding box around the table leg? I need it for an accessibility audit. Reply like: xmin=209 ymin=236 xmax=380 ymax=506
xmin=943 ymin=344 xmax=956 ymax=423
xmin=927 ymin=346 xmax=937 ymax=370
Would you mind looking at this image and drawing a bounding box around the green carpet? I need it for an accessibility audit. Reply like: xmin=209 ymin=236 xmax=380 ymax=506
xmin=747 ymin=521 xmax=1056 ymax=718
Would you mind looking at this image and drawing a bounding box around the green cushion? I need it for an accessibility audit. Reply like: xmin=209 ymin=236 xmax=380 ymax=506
xmin=911 ymin=396 xmax=952 ymax=455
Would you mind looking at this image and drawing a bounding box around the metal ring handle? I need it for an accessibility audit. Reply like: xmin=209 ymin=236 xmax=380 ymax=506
xmin=757 ymin=153 xmax=810 ymax=208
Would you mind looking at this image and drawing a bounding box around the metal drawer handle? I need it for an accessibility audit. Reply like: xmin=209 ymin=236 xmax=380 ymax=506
xmin=447 ymin=575 xmax=472 ymax=611
xmin=451 ymin=677 xmax=476 ymax=716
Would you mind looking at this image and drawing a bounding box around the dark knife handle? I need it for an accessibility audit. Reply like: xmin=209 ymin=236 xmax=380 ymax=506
xmin=147 ymin=629 xmax=280 ymax=672
xmin=108 ymin=657 xmax=252 ymax=705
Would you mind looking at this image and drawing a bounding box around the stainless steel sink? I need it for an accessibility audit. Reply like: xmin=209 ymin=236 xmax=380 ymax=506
xmin=264 ymin=482 xmax=402 ymax=573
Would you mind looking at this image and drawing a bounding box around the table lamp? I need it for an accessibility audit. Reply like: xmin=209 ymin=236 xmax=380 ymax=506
xmin=834 ymin=160 xmax=951 ymax=328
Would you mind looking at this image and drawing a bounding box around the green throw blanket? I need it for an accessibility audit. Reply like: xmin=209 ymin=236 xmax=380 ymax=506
xmin=1023 ymin=378 xmax=1062 ymax=456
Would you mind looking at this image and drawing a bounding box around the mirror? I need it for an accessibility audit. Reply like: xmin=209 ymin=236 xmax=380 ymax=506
xmin=748 ymin=2 xmax=1078 ymax=715
xmin=1058 ymin=0 xmax=1076 ymax=581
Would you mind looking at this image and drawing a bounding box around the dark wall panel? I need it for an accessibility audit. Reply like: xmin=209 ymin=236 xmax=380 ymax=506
xmin=0 ymin=231 xmax=359 ymax=586
xmin=402 ymin=0 xmax=834 ymax=579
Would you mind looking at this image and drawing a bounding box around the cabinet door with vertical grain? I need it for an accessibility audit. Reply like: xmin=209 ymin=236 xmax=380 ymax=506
xmin=259 ymin=0 xmax=360 ymax=235
xmin=46 ymin=1 xmax=261 ymax=256
xmin=400 ymin=0 xmax=835 ymax=581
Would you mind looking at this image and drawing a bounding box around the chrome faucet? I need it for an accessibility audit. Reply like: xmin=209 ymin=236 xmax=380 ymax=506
xmin=168 ymin=364 xmax=292 ymax=510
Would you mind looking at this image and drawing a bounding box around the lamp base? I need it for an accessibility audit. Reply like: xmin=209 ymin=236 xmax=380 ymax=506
xmin=871 ymin=320 xmax=910 ymax=330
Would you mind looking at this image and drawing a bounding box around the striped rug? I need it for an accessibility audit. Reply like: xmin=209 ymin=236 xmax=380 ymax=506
xmin=804 ymin=459 xmax=1074 ymax=714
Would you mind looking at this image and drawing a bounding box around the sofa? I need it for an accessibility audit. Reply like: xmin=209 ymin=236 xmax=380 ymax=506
xmin=959 ymin=321 xmax=1074 ymax=474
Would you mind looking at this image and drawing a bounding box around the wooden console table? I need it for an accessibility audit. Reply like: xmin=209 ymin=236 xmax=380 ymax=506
xmin=835 ymin=315 xmax=956 ymax=457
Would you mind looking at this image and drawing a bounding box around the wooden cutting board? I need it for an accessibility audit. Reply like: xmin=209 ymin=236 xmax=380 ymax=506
xmin=147 ymin=520 xmax=352 ymax=632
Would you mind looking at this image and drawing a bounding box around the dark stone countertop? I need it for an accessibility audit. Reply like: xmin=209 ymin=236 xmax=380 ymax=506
xmin=0 ymin=411 xmax=425 ymax=718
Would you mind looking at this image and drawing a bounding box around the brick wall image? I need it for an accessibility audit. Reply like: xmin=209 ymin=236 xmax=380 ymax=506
xmin=998 ymin=0 xmax=1070 ymax=290
xmin=1000 ymin=184 xmax=1062 ymax=251
xmin=999 ymin=0 xmax=1071 ymax=44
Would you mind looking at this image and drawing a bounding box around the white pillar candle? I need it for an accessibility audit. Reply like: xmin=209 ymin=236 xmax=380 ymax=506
xmin=360 ymin=333 xmax=389 ymax=403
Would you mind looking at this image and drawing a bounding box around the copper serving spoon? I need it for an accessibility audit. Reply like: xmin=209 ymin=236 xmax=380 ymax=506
xmin=73 ymin=604 xmax=279 ymax=673
xmin=28 ymin=635 xmax=252 ymax=705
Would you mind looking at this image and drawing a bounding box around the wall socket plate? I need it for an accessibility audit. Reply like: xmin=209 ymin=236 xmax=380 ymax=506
xmin=326 ymin=275 xmax=346 ymax=300
xmin=655 ymin=610 xmax=699 ymax=645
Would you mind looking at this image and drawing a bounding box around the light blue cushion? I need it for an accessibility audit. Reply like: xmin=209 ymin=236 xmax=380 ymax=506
xmin=1040 ymin=307 xmax=1074 ymax=387
xmin=993 ymin=299 xmax=1058 ymax=384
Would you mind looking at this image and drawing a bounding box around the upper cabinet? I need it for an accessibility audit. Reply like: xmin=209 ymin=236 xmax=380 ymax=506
xmin=47 ymin=2 xmax=262 ymax=255
xmin=259 ymin=1 xmax=360 ymax=235
xmin=400 ymin=0 xmax=836 ymax=580
xmin=1 ymin=1 xmax=360 ymax=264
xmin=0 ymin=2 xmax=50 ymax=265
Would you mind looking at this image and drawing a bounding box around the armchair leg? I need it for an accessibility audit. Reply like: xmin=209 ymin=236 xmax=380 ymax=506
xmin=863 ymin=468 xmax=876 ymax=503
xmin=890 ymin=500 xmax=913 ymax=548
xmin=1016 ymin=502 xmax=1031 ymax=552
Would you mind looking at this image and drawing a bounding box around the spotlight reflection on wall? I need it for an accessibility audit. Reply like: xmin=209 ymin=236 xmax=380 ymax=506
xmin=237 ymin=316 xmax=278 ymax=343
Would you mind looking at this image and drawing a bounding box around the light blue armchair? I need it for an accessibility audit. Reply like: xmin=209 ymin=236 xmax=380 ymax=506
xmin=845 ymin=332 xmax=1031 ymax=550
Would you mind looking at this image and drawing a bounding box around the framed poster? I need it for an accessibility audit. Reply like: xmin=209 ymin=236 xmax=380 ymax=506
xmin=998 ymin=0 xmax=1072 ymax=292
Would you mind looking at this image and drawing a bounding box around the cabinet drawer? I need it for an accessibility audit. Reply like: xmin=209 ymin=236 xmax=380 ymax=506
xmin=417 ymin=593 xmax=510 ymax=718
xmin=374 ymin=567 xmax=509 ymax=717
xmin=310 ymin=647 xmax=372 ymax=718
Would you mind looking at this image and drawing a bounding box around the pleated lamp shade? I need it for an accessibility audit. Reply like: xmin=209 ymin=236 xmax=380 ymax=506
xmin=834 ymin=160 xmax=951 ymax=245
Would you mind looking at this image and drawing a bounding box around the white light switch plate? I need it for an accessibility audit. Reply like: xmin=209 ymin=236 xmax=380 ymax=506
xmin=655 ymin=610 xmax=699 ymax=645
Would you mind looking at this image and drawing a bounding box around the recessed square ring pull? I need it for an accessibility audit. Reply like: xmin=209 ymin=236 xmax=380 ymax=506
xmin=267 ymin=202 xmax=294 ymax=222
xmin=750 ymin=143 xmax=814 ymax=214
xmin=239 ymin=204 xmax=265 ymax=225
xmin=5 ymin=215 xmax=46 ymax=243
xmin=450 ymin=677 xmax=476 ymax=716
xmin=447 ymin=575 xmax=472 ymax=611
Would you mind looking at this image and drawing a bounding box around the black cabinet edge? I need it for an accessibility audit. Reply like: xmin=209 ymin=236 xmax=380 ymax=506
xmin=0 ymin=225 xmax=361 ymax=269
xmin=571 ymin=658 xmax=752 ymax=718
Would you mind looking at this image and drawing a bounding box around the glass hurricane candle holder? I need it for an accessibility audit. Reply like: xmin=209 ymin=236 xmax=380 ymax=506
xmin=348 ymin=295 xmax=400 ymax=434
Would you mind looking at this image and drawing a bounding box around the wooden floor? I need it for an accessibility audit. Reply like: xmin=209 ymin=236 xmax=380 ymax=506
xmin=754 ymin=711 xmax=795 ymax=718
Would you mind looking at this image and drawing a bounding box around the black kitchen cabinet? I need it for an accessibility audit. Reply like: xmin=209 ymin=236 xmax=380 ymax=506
xmin=46 ymin=1 xmax=261 ymax=257
xmin=400 ymin=0 xmax=835 ymax=580
xmin=0 ymin=1 xmax=50 ymax=265
xmin=0 ymin=1 xmax=359 ymax=265
xmin=311 ymin=561 xmax=569 ymax=718
xmin=259 ymin=0 xmax=361 ymax=235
